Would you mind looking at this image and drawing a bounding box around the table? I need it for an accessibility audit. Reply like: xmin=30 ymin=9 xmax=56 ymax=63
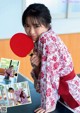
xmin=7 ymin=73 xmax=74 ymax=113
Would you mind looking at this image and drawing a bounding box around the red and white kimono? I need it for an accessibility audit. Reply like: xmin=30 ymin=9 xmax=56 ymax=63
xmin=31 ymin=28 xmax=80 ymax=113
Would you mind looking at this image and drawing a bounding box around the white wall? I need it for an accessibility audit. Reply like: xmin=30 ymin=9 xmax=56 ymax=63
xmin=52 ymin=18 xmax=80 ymax=34
xmin=0 ymin=0 xmax=24 ymax=39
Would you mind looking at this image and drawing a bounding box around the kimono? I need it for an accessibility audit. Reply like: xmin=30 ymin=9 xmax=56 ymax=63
xmin=31 ymin=28 xmax=80 ymax=113
xmin=4 ymin=68 xmax=13 ymax=79
xmin=15 ymin=89 xmax=28 ymax=104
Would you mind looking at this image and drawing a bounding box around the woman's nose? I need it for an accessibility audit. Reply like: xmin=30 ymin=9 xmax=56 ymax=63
xmin=29 ymin=27 xmax=35 ymax=35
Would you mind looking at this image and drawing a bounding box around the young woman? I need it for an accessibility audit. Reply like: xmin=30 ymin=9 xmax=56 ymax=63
xmin=22 ymin=3 xmax=80 ymax=113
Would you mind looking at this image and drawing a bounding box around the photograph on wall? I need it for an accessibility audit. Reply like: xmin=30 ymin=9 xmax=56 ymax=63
xmin=0 ymin=81 xmax=32 ymax=107
xmin=0 ymin=58 xmax=20 ymax=85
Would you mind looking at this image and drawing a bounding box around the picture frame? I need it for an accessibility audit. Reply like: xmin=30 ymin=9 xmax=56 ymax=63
xmin=0 ymin=58 xmax=20 ymax=85
xmin=0 ymin=81 xmax=32 ymax=107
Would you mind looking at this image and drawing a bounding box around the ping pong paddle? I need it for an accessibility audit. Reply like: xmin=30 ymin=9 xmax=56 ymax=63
xmin=10 ymin=33 xmax=34 ymax=57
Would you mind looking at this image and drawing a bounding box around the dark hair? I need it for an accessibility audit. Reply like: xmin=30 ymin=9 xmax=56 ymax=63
xmin=8 ymin=87 xmax=14 ymax=92
xmin=22 ymin=3 xmax=51 ymax=27
xmin=9 ymin=65 xmax=14 ymax=68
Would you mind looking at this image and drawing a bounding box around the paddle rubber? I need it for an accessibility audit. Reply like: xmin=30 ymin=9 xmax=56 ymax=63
xmin=10 ymin=33 xmax=34 ymax=57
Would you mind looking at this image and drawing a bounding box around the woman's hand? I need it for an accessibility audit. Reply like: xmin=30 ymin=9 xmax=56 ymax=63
xmin=30 ymin=54 xmax=41 ymax=67
xmin=34 ymin=106 xmax=55 ymax=113
xmin=34 ymin=107 xmax=47 ymax=113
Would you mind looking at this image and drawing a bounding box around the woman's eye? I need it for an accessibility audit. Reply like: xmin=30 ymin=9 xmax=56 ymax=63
xmin=24 ymin=24 xmax=29 ymax=28
xmin=34 ymin=24 xmax=40 ymax=28
xmin=26 ymin=25 xmax=29 ymax=28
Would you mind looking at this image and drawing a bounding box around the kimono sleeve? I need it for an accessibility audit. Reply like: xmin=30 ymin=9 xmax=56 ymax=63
xmin=39 ymin=35 xmax=60 ymax=111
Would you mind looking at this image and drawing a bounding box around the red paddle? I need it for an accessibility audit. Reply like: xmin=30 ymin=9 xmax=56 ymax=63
xmin=10 ymin=33 xmax=34 ymax=57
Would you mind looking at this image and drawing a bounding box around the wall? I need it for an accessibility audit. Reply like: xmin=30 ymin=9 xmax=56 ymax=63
xmin=60 ymin=34 xmax=80 ymax=74
xmin=0 ymin=0 xmax=24 ymax=39
xmin=0 ymin=39 xmax=32 ymax=81
xmin=0 ymin=33 xmax=80 ymax=81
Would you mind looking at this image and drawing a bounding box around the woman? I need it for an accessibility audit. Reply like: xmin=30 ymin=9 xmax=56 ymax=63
xmin=22 ymin=3 xmax=80 ymax=113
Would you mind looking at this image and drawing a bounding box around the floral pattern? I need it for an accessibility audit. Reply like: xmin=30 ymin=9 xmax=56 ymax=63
xmin=31 ymin=29 xmax=80 ymax=112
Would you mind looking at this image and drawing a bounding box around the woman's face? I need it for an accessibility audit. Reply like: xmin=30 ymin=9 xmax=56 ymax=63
xmin=24 ymin=17 xmax=48 ymax=42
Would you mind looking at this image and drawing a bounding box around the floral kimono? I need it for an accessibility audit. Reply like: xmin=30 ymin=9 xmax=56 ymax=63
xmin=31 ymin=28 xmax=80 ymax=113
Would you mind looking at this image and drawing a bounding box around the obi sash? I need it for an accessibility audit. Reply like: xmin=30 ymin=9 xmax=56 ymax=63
xmin=58 ymin=70 xmax=79 ymax=109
